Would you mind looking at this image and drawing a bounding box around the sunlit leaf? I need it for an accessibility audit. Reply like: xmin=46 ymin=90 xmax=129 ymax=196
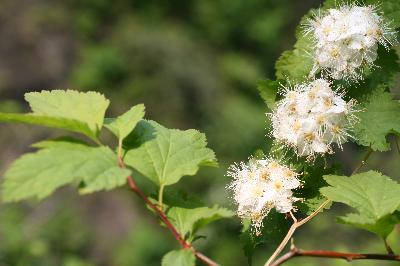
xmin=124 ymin=120 xmax=217 ymax=186
xmin=161 ymin=249 xmax=195 ymax=266
xmin=321 ymin=171 xmax=400 ymax=237
xmin=104 ymin=104 xmax=145 ymax=141
xmin=2 ymin=140 xmax=130 ymax=201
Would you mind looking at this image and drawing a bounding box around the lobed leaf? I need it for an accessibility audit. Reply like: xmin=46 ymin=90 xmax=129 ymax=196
xmin=161 ymin=249 xmax=195 ymax=266
xmin=298 ymin=195 xmax=331 ymax=216
xmin=275 ymin=20 xmax=314 ymax=82
xmin=296 ymin=160 xmax=339 ymax=214
xmin=0 ymin=90 xmax=110 ymax=140
xmin=321 ymin=171 xmax=400 ymax=237
xmin=2 ymin=140 xmax=130 ymax=202
xmin=80 ymin=166 xmax=131 ymax=194
xmin=240 ymin=210 xmax=290 ymax=264
xmin=353 ymin=88 xmax=400 ymax=151
xmin=123 ymin=120 xmax=217 ymax=186
xmin=25 ymin=90 xmax=109 ymax=134
xmin=257 ymin=79 xmax=279 ymax=110
xmin=380 ymin=0 xmax=400 ymax=28
xmin=343 ymin=47 xmax=400 ymax=101
xmin=104 ymin=104 xmax=145 ymax=141
xmin=167 ymin=205 xmax=233 ymax=241
xmin=339 ymin=212 xmax=400 ymax=238
xmin=0 ymin=113 xmax=96 ymax=140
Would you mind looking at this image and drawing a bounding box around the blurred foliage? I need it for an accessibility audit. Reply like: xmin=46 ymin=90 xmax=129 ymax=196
xmin=0 ymin=201 xmax=94 ymax=266
xmin=1 ymin=0 xmax=400 ymax=265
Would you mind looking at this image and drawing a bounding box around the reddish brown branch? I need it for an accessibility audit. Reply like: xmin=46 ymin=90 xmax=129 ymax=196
xmin=118 ymin=151 xmax=218 ymax=266
xmin=119 ymin=152 xmax=218 ymax=266
xmin=127 ymin=176 xmax=189 ymax=248
xmin=271 ymin=247 xmax=400 ymax=266
xmin=126 ymin=176 xmax=218 ymax=265
xmin=196 ymin=251 xmax=220 ymax=266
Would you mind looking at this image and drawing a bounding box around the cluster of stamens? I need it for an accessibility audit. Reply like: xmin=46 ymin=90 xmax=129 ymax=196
xmin=271 ymin=79 xmax=357 ymax=159
xmin=227 ymin=158 xmax=301 ymax=233
xmin=305 ymin=4 xmax=396 ymax=80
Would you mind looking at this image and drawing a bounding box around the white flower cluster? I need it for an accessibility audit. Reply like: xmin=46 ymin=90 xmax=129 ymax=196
xmin=227 ymin=158 xmax=301 ymax=233
xmin=307 ymin=4 xmax=396 ymax=80
xmin=271 ymin=79 xmax=356 ymax=158
xmin=227 ymin=4 xmax=396 ymax=233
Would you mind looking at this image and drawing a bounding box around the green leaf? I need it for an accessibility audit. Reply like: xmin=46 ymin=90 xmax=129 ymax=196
xmin=0 ymin=90 xmax=110 ymax=140
xmin=364 ymin=48 xmax=400 ymax=94
xmin=296 ymin=160 xmax=339 ymax=214
xmin=353 ymin=88 xmax=400 ymax=151
xmin=162 ymin=189 xmax=204 ymax=209
xmin=123 ymin=120 xmax=217 ymax=186
xmin=339 ymin=212 xmax=400 ymax=238
xmin=298 ymin=195 xmax=331 ymax=216
xmin=104 ymin=104 xmax=145 ymax=141
xmin=240 ymin=210 xmax=290 ymax=265
xmin=344 ymin=47 xmax=400 ymax=100
xmin=257 ymin=79 xmax=279 ymax=110
xmin=0 ymin=113 xmax=96 ymax=139
xmin=240 ymin=219 xmax=255 ymax=265
xmin=275 ymin=27 xmax=314 ymax=82
xmin=161 ymin=249 xmax=195 ymax=266
xmin=167 ymin=205 xmax=233 ymax=240
xmin=380 ymin=0 xmax=400 ymax=28
xmin=320 ymin=171 xmax=400 ymax=237
xmin=2 ymin=140 xmax=131 ymax=202
xmin=25 ymin=90 xmax=109 ymax=133
xmin=80 ymin=166 xmax=131 ymax=194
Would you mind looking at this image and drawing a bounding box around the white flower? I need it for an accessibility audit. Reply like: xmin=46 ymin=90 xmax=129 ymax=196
xmin=306 ymin=4 xmax=397 ymax=80
xmin=227 ymin=158 xmax=301 ymax=234
xmin=270 ymin=79 xmax=357 ymax=159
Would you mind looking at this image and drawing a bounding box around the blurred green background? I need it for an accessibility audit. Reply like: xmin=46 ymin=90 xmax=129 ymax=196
xmin=0 ymin=0 xmax=399 ymax=265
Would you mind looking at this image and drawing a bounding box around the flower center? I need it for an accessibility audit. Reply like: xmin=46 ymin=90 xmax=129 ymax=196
xmin=273 ymin=180 xmax=283 ymax=191
xmin=316 ymin=115 xmax=326 ymax=125
xmin=288 ymin=104 xmax=297 ymax=114
xmin=252 ymin=187 xmax=264 ymax=197
xmin=304 ymin=132 xmax=315 ymax=142
xmin=260 ymin=168 xmax=270 ymax=181
xmin=322 ymin=26 xmax=331 ymax=35
xmin=330 ymin=47 xmax=340 ymax=58
xmin=324 ymin=97 xmax=333 ymax=108
xmin=265 ymin=201 xmax=275 ymax=209
xmin=331 ymin=124 xmax=342 ymax=135
xmin=293 ymin=121 xmax=302 ymax=132
xmin=284 ymin=169 xmax=295 ymax=179
xmin=250 ymin=211 xmax=263 ymax=222
xmin=268 ymin=161 xmax=280 ymax=169
xmin=375 ymin=28 xmax=383 ymax=38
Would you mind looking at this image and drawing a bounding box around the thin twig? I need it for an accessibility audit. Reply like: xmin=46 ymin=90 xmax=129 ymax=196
xmin=265 ymin=148 xmax=374 ymax=266
xmin=158 ymin=184 xmax=165 ymax=211
xmin=271 ymin=247 xmax=400 ymax=266
xmin=264 ymin=200 xmax=330 ymax=266
xmin=383 ymin=239 xmax=394 ymax=255
xmin=196 ymin=251 xmax=220 ymax=266
xmin=120 ymin=157 xmax=218 ymax=266
xmin=351 ymin=147 xmax=373 ymax=175
xmin=126 ymin=176 xmax=189 ymax=248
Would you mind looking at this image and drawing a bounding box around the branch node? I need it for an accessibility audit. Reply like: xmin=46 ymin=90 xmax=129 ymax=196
xmin=290 ymin=238 xmax=296 ymax=250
